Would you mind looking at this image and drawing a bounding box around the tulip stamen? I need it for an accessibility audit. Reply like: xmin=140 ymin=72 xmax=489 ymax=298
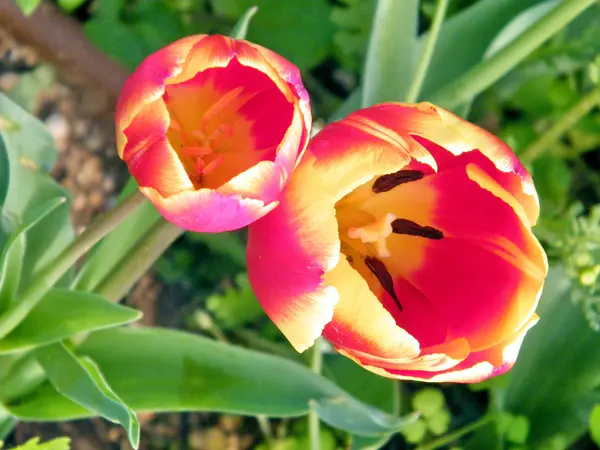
xmin=348 ymin=213 xmax=396 ymax=258
xmin=202 ymin=86 xmax=245 ymax=124
xmin=391 ymin=218 xmax=444 ymax=240
xmin=364 ymin=256 xmax=402 ymax=311
xmin=372 ymin=170 xmax=424 ymax=193
xmin=180 ymin=146 xmax=214 ymax=157
xmin=169 ymin=119 xmax=183 ymax=132
xmin=202 ymin=156 xmax=224 ymax=175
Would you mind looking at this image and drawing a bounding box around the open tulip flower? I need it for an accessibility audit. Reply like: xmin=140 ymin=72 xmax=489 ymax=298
xmin=247 ymin=103 xmax=548 ymax=383
xmin=116 ymin=35 xmax=311 ymax=232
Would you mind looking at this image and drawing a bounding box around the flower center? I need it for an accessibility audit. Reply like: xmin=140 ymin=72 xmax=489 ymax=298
xmin=347 ymin=212 xmax=396 ymax=258
xmin=162 ymin=58 xmax=293 ymax=191
xmin=167 ymin=86 xmax=247 ymax=188
xmin=335 ymin=169 xmax=443 ymax=312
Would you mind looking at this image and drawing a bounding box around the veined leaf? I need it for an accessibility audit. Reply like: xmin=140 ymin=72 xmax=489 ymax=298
xmin=9 ymin=327 xmax=416 ymax=438
xmin=0 ymin=288 xmax=140 ymax=354
xmin=35 ymin=343 xmax=139 ymax=448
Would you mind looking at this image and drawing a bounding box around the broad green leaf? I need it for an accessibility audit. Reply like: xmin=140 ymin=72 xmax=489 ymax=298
xmin=0 ymin=352 xmax=46 ymax=403
xmin=350 ymin=434 xmax=393 ymax=450
xmin=419 ymin=0 xmax=548 ymax=98
xmin=484 ymin=0 xmax=560 ymax=59
xmin=78 ymin=357 xmax=139 ymax=448
xmin=0 ymin=198 xmax=66 ymax=313
xmin=0 ymin=288 xmax=140 ymax=354
xmin=35 ymin=343 xmax=139 ymax=449
xmin=0 ymin=407 xmax=16 ymax=441
xmin=0 ymin=93 xmax=73 ymax=287
xmin=429 ymin=0 xmax=597 ymax=109
xmin=9 ymin=327 xmax=415 ymax=438
xmin=334 ymin=0 xmax=547 ymax=117
xmin=0 ymin=135 xmax=8 ymax=209
xmin=323 ymin=354 xmax=397 ymax=415
xmin=15 ymin=0 xmax=41 ymax=15
xmin=7 ymin=437 xmax=71 ymax=450
xmin=501 ymin=266 xmax=600 ymax=447
xmin=72 ymin=179 xmax=161 ymax=293
xmin=361 ymin=0 xmax=418 ymax=106
xmin=211 ymin=0 xmax=334 ymax=70
xmin=230 ymin=6 xmax=258 ymax=40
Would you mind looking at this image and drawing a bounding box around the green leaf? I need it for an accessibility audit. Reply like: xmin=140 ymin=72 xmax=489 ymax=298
xmin=15 ymin=0 xmax=42 ymax=15
xmin=412 ymin=388 xmax=445 ymax=419
xmin=0 ymin=135 xmax=8 ymax=209
xmin=0 ymin=407 xmax=16 ymax=441
xmin=9 ymin=327 xmax=415 ymax=438
xmin=0 ymin=198 xmax=66 ymax=313
xmin=323 ymin=354 xmax=397 ymax=415
xmin=350 ymin=434 xmax=393 ymax=450
xmin=335 ymin=0 xmax=549 ymax=117
xmin=230 ymin=6 xmax=258 ymax=40
xmin=589 ymin=404 xmax=600 ymax=446
xmin=429 ymin=0 xmax=597 ymax=109
xmin=35 ymin=343 xmax=139 ymax=449
xmin=72 ymin=179 xmax=161 ymax=293
xmin=57 ymin=0 xmax=87 ymax=12
xmin=0 ymin=93 xmax=73 ymax=287
xmin=501 ymin=266 xmax=600 ymax=446
xmin=484 ymin=0 xmax=560 ymax=59
xmin=0 ymin=352 xmax=46 ymax=403
xmin=211 ymin=0 xmax=334 ymax=70
xmin=419 ymin=0 xmax=548 ymax=98
xmin=7 ymin=437 xmax=71 ymax=450
xmin=361 ymin=0 xmax=418 ymax=106
xmin=0 ymin=288 xmax=140 ymax=354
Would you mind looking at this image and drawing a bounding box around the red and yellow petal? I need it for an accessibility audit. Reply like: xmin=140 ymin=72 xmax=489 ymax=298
xmin=141 ymin=186 xmax=277 ymax=233
xmin=121 ymin=99 xmax=192 ymax=196
xmin=253 ymin=44 xmax=312 ymax=133
xmin=247 ymin=158 xmax=342 ymax=352
xmin=307 ymin=114 xmax=434 ymax=204
xmin=116 ymin=35 xmax=205 ymax=154
xmin=354 ymin=103 xmax=539 ymax=225
xmin=321 ymin=256 xmax=421 ymax=361
xmin=365 ymin=163 xmax=545 ymax=351
xmin=379 ymin=315 xmax=539 ymax=383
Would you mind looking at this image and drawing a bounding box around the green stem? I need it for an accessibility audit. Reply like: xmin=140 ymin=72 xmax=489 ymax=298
xmin=95 ymin=219 xmax=183 ymax=303
xmin=0 ymin=191 xmax=147 ymax=339
xmin=405 ymin=0 xmax=449 ymax=103
xmin=416 ymin=415 xmax=496 ymax=450
xmin=308 ymin=338 xmax=324 ymax=450
xmin=429 ymin=0 xmax=597 ymax=110
xmin=520 ymin=83 xmax=600 ymax=163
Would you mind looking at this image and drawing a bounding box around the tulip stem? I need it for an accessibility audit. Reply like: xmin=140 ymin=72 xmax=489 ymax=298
xmin=429 ymin=0 xmax=597 ymax=110
xmin=95 ymin=219 xmax=184 ymax=303
xmin=0 ymin=190 xmax=148 ymax=339
xmin=405 ymin=0 xmax=449 ymax=103
xmin=309 ymin=338 xmax=324 ymax=450
xmin=520 ymin=82 xmax=600 ymax=163
xmin=416 ymin=414 xmax=496 ymax=450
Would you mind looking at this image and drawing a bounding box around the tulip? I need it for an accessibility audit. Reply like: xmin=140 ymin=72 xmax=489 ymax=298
xmin=247 ymin=103 xmax=547 ymax=383
xmin=116 ymin=35 xmax=311 ymax=232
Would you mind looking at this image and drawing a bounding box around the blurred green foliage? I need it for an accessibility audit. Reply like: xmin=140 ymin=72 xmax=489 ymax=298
xmin=0 ymin=438 xmax=70 ymax=450
xmin=5 ymin=0 xmax=600 ymax=448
